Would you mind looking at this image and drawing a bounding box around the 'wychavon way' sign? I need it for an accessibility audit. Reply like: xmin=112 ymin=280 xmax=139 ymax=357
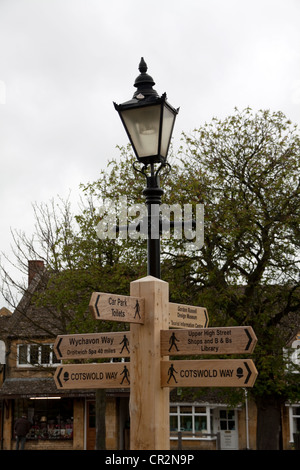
xmin=161 ymin=326 xmax=257 ymax=356
xmin=54 ymin=362 xmax=131 ymax=390
xmin=161 ymin=359 xmax=258 ymax=388
xmin=169 ymin=302 xmax=209 ymax=329
xmin=89 ymin=292 xmax=145 ymax=324
xmin=54 ymin=331 xmax=130 ymax=360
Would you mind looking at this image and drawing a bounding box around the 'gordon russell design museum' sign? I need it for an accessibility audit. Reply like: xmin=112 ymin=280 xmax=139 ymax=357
xmin=168 ymin=302 xmax=209 ymax=329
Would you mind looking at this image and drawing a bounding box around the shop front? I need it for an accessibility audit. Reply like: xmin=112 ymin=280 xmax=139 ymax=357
xmin=0 ymin=377 xmax=93 ymax=450
xmin=14 ymin=397 xmax=73 ymax=442
xmin=0 ymin=377 xmax=132 ymax=450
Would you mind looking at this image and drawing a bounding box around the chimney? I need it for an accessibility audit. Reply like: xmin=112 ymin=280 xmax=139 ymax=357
xmin=28 ymin=260 xmax=44 ymax=286
xmin=0 ymin=307 xmax=12 ymax=317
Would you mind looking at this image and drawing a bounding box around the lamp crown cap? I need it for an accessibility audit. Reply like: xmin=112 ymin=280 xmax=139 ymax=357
xmin=133 ymin=57 xmax=158 ymax=99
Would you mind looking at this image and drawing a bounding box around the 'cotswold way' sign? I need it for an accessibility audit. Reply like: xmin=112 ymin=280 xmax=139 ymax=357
xmin=54 ymin=362 xmax=131 ymax=390
xmin=161 ymin=359 xmax=258 ymax=388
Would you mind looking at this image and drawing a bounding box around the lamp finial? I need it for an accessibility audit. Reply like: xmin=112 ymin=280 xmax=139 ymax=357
xmin=133 ymin=58 xmax=158 ymax=99
xmin=139 ymin=57 xmax=148 ymax=74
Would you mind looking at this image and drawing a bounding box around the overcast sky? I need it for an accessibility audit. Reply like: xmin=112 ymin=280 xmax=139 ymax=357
xmin=0 ymin=0 xmax=300 ymax=307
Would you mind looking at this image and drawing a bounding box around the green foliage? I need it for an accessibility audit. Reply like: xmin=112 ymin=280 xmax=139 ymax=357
xmin=174 ymin=108 xmax=300 ymax=401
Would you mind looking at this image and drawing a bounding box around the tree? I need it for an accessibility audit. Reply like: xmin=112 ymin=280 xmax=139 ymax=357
xmin=170 ymin=108 xmax=300 ymax=449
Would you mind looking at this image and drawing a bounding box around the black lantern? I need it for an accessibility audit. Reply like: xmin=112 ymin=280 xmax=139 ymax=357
xmin=114 ymin=58 xmax=179 ymax=279
xmin=114 ymin=58 xmax=178 ymax=165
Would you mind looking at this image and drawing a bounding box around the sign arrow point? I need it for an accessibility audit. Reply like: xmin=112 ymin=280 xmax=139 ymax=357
xmin=204 ymin=309 xmax=209 ymax=327
xmin=56 ymin=367 xmax=63 ymax=388
xmin=243 ymin=361 xmax=251 ymax=384
xmin=56 ymin=338 xmax=63 ymax=358
xmin=95 ymin=294 xmax=101 ymax=318
xmin=244 ymin=328 xmax=252 ymax=351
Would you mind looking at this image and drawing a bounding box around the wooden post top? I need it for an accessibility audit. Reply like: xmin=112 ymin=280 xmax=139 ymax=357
xmin=130 ymin=275 xmax=169 ymax=285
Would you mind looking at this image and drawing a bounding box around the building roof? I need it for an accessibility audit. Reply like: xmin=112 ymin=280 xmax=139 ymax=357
xmin=0 ymin=377 xmax=131 ymax=400
xmin=0 ymin=263 xmax=67 ymax=340
xmin=0 ymin=377 xmax=95 ymax=399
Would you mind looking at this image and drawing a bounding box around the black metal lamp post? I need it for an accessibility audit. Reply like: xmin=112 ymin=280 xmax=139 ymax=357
xmin=114 ymin=58 xmax=179 ymax=278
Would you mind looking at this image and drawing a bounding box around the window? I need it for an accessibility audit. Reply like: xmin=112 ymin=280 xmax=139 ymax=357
xmin=289 ymin=405 xmax=300 ymax=442
xmin=14 ymin=398 xmax=73 ymax=440
xmin=170 ymin=404 xmax=211 ymax=438
xmin=17 ymin=343 xmax=60 ymax=367
xmin=18 ymin=344 xmax=28 ymax=365
xmin=219 ymin=409 xmax=236 ymax=430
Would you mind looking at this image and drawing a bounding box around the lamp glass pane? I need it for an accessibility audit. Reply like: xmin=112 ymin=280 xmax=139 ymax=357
xmin=121 ymin=105 xmax=161 ymax=158
xmin=160 ymin=105 xmax=176 ymax=157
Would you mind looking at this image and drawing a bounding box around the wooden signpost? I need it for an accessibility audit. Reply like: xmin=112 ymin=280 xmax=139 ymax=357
xmin=161 ymin=359 xmax=258 ymax=388
xmin=129 ymin=276 xmax=170 ymax=450
xmin=161 ymin=326 xmax=257 ymax=356
xmin=54 ymin=275 xmax=258 ymax=451
xmin=89 ymin=292 xmax=145 ymax=324
xmin=54 ymin=362 xmax=130 ymax=390
xmin=169 ymin=302 xmax=209 ymax=329
xmin=54 ymin=331 xmax=130 ymax=360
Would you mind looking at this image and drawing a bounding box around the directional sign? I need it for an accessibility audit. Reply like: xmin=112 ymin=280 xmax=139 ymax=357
xmin=54 ymin=362 xmax=131 ymax=390
xmin=161 ymin=359 xmax=258 ymax=388
xmin=169 ymin=302 xmax=209 ymax=329
xmin=54 ymin=332 xmax=131 ymax=360
xmin=161 ymin=326 xmax=257 ymax=356
xmin=89 ymin=292 xmax=144 ymax=324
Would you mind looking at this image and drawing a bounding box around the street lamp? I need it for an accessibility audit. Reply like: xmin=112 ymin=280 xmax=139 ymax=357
xmin=114 ymin=58 xmax=179 ymax=278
